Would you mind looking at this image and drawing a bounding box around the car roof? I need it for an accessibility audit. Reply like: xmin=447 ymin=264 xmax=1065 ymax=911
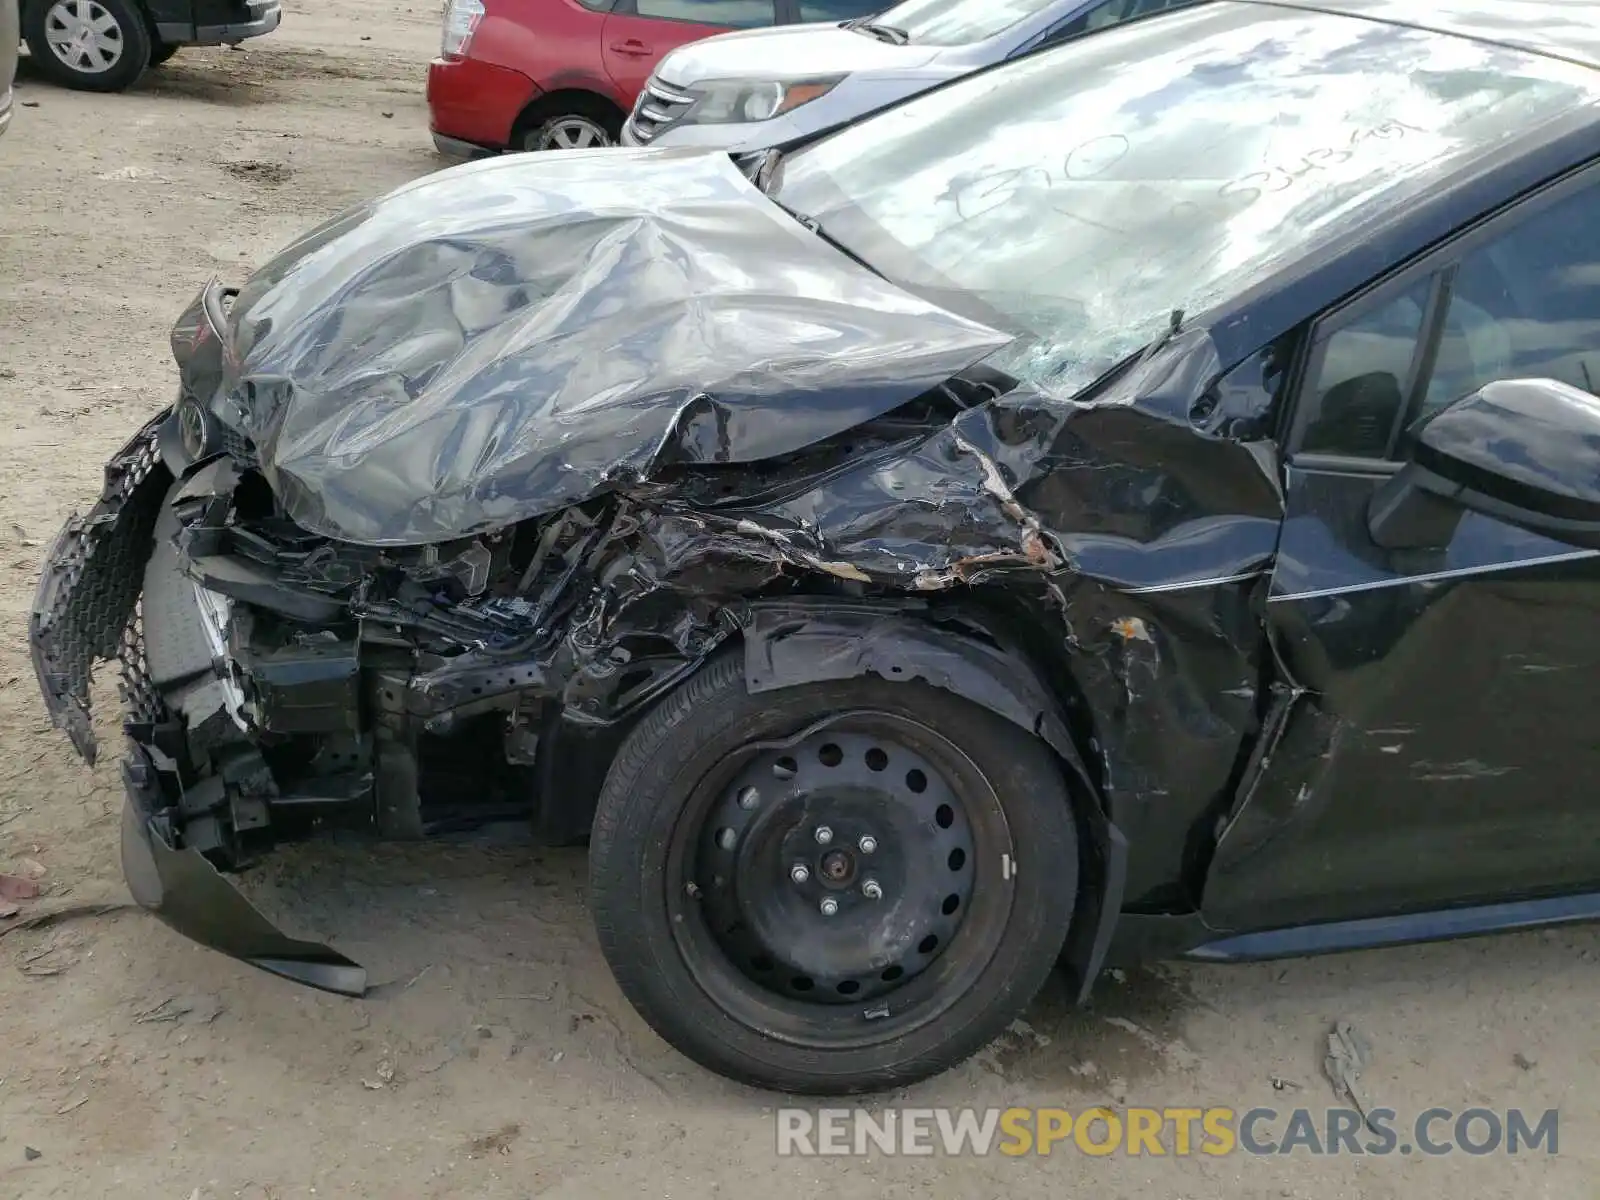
xmin=1245 ymin=0 xmax=1600 ymax=72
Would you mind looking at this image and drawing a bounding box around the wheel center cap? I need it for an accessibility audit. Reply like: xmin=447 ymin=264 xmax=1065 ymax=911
xmin=819 ymin=849 xmax=854 ymax=882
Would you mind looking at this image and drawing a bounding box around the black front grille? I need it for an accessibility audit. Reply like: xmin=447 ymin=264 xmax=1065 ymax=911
xmin=625 ymin=78 xmax=696 ymax=144
xmin=117 ymin=599 xmax=169 ymax=727
xmin=29 ymin=415 xmax=173 ymax=763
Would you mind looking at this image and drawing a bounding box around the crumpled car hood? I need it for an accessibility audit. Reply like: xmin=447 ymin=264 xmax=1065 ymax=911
xmin=200 ymin=147 xmax=1013 ymax=545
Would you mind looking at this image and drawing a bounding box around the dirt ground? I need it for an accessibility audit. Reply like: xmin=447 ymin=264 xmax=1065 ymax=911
xmin=0 ymin=7 xmax=1595 ymax=1197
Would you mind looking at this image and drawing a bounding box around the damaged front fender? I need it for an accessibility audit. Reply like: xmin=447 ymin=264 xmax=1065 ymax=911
xmin=741 ymin=601 xmax=1092 ymax=787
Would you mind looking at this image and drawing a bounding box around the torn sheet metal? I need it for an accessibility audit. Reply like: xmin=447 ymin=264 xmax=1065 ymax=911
xmin=183 ymin=147 xmax=1012 ymax=546
xmin=624 ymin=329 xmax=1278 ymax=585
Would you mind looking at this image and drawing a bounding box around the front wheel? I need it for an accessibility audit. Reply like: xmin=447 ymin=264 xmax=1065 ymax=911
xmin=588 ymin=650 xmax=1080 ymax=1094
xmin=23 ymin=0 xmax=150 ymax=91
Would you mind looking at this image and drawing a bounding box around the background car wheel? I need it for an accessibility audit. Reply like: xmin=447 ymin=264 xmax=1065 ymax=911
xmin=518 ymin=104 xmax=620 ymax=152
xmin=23 ymin=0 xmax=149 ymax=91
xmin=147 ymin=40 xmax=178 ymax=66
xmin=589 ymin=649 xmax=1080 ymax=1094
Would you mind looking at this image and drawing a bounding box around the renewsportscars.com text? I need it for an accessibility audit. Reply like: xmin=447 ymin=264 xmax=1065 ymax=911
xmin=775 ymin=1106 xmax=1559 ymax=1158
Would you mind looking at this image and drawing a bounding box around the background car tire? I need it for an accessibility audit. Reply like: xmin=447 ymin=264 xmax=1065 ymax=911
xmin=588 ymin=649 xmax=1080 ymax=1094
xmin=23 ymin=0 xmax=149 ymax=91
xmin=517 ymin=99 xmax=621 ymax=152
xmin=147 ymin=40 xmax=178 ymax=66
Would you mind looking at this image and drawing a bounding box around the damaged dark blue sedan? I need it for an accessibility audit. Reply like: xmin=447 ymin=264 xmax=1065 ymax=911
xmin=29 ymin=0 xmax=1600 ymax=1094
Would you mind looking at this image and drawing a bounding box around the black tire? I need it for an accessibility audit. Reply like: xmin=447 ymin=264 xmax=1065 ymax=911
xmin=516 ymin=97 xmax=621 ymax=152
xmin=589 ymin=650 xmax=1079 ymax=1094
xmin=22 ymin=0 xmax=149 ymax=92
xmin=147 ymin=40 xmax=178 ymax=66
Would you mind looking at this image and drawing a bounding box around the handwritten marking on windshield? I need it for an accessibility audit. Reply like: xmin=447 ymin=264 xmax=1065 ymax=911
xmin=942 ymin=134 xmax=1135 ymax=219
xmin=1218 ymin=120 xmax=1425 ymax=202
xmin=945 ymin=167 xmax=1051 ymax=221
xmin=1065 ymin=134 xmax=1131 ymax=180
xmin=942 ymin=121 xmax=1426 ymax=223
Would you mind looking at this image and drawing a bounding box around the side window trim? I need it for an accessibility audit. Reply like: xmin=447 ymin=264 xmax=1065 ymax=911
xmin=1290 ymin=452 xmax=1404 ymax=478
xmin=1398 ymin=263 xmax=1457 ymax=440
xmin=1284 ymin=153 xmax=1600 ymax=463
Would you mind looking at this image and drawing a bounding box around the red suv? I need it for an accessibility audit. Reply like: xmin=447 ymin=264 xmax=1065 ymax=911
xmin=428 ymin=0 xmax=881 ymax=157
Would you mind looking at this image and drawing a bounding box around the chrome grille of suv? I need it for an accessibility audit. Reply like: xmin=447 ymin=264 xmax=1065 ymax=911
xmin=626 ymin=78 xmax=696 ymax=144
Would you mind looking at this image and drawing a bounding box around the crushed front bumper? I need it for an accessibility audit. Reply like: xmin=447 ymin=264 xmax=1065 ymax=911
xmin=120 ymin=744 xmax=366 ymax=993
xmin=29 ymin=414 xmax=366 ymax=995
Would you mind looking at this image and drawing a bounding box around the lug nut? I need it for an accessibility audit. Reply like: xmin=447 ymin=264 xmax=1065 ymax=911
xmin=790 ymin=863 xmax=810 ymax=885
xmin=819 ymin=897 xmax=839 ymax=916
xmin=858 ymin=835 xmax=877 ymax=854
xmin=717 ymin=828 xmax=737 ymax=851
xmin=737 ymin=786 xmax=760 ymax=810
xmin=814 ymin=825 xmax=834 ymax=845
xmin=862 ymin=879 xmax=883 ymax=900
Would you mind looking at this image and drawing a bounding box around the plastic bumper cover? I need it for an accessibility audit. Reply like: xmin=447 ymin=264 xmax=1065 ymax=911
xmin=426 ymin=56 xmax=539 ymax=152
xmin=121 ymin=747 xmax=366 ymax=994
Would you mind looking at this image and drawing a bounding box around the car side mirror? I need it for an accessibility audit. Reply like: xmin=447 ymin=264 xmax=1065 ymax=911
xmin=1368 ymin=378 xmax=1600 ymax=550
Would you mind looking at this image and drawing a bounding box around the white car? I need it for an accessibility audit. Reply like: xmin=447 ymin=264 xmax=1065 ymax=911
xmin=622 ymin=0 xmax=1196 ymax=153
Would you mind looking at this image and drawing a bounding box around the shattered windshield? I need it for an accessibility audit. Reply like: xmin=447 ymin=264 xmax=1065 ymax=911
xmin=872 ymin=0 xmax=1060 ymax=45
xmin=773 ymin=2 xmax=1600 ymax=397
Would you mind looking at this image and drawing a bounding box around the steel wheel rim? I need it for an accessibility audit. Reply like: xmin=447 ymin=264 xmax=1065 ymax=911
xmin=537 ymin=117 xmax=612 ymax=151
xmin=666 ymin=710 xmax=1017 ymax=1051
xmin=44 ymin=0 xmax=124 ymax=73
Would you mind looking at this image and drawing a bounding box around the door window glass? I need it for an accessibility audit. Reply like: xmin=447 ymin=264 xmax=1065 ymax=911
xmin=636 ymin=0 xmax=776 ymax=27
xmin=1421 ymin=184 xmax=1600 ymax=416
xmin=799 ymin=0 xmax=882 ymax=19
xmin=1295 ymin=178 xmax=1600 ymax=459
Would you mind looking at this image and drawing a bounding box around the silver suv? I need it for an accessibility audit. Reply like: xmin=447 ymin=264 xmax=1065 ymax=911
xmin=622 ymin=0 xmax=1197 ymax=153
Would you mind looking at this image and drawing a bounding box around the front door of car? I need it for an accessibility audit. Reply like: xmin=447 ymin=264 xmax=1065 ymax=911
xmin=1202 ymin=163 xmax=1600 ymax=932
xmin=602 ymin=0 xmax=777 ymax=100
